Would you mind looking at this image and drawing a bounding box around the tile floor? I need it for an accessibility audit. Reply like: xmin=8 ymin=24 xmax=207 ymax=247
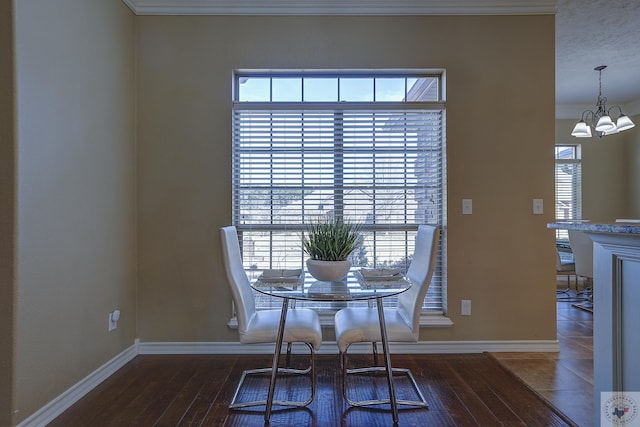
xmin=492 ymin=293 xmax=594 ymax=427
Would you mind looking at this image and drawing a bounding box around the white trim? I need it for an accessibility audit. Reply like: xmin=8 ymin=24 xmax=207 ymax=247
xmin=227 ymin=313 xmax=454 ymax=329
xmin=556 ymin=101 xmax=640 ymax=120
xmin=17 ymin=341 xmax=139 ymax=427
xmin=556 ymin=103 xmax=594 ymax=120
xmin=626 ymin=98 xmax=640 ymax=117
xmin=121 ymin=0 xmax=137 ymax=13
xmin=17 ymin=336 xmax=558 ymax=425
xmin=316 ymin=312 xmax=455 ymax=328
xmin=235 ymin=101 xmax=447 ymax=111
xmin=137 ymin=339 xmax=559 ymax=355
xmin=123 ymin=0 xmax=556 ymax=16
xmin=419 ymin=313 xmax=455 ymax=327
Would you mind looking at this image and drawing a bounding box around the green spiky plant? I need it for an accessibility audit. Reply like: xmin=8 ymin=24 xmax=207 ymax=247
xmin=302 ymin=217 xmax=362 ymax=261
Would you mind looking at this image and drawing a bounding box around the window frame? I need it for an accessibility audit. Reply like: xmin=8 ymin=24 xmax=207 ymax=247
xmin=230 ymin=70 xmax=450 ymax=327
xmin=554 ymin=144 xmax=582 ymax=242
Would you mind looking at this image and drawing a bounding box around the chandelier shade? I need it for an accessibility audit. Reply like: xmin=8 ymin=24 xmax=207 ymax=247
xmin=570 ymin=65 xmax=635 ymax=138
xmin=570 ymin=120 xmax=592 ymax=138
xmin=595 ymin=115 xmax=615 ymax=132
xmin=616 ymin=114 xmax=635 ymax=132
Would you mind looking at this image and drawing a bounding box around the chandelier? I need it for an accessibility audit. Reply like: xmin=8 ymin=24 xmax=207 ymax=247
xmin=571 ymin=65 xmax=635 ymax=138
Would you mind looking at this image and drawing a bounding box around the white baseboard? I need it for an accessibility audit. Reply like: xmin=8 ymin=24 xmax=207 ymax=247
xmin=137 ymin=339 xmax=560 ymax=355
xmin=17 ymin=341 xmax=139 ymax=427
xmin=18 ymin=338 xmax=558 ymax=426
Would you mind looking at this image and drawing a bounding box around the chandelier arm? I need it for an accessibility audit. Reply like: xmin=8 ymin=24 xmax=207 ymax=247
xmin=607 ymin=105 xmax=624 ymax=120
xmin=582 ymin=110 xmax=596 ymax=127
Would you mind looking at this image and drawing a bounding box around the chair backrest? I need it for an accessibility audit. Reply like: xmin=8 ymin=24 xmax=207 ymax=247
xmin=555 ymin=249 xmax=563 ymax=270
xmin=556 ymin=248 xmax=574 ymax=271
xmin=397 ymin=225 xmax=440 ymax=333
xmin=220 ymin=226 xmax=256 ymax=337
xmin=568 ymin=229 xmax=593 ymax=279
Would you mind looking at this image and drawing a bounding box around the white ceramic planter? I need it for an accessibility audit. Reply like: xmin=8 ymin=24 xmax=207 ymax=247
xmin=306 ymin=259 xmax=351 ymax=282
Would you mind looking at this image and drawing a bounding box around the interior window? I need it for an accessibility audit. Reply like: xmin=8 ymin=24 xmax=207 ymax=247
xmin=554 ymin=144 xmax=582 ymax=242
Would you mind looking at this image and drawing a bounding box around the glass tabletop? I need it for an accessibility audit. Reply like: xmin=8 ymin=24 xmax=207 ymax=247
xmin=251 ymin=269 xmax=412 ymax=302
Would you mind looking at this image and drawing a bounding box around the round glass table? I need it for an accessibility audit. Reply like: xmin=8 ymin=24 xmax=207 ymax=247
xmin=251 ymin=269 xmax=413 ymax=423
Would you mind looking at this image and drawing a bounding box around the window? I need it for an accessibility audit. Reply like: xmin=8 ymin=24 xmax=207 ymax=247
xmin=554 ymin=145 xmax=582 ymax=241
xmin=232 ymin=71 xmax=447 ymax=318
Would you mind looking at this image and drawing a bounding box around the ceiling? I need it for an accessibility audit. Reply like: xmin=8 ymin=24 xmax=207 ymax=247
xmin=556 ymin=0 xmax=640 ymax=118
xmin=123 ymin=0 xmax=640 ymax=117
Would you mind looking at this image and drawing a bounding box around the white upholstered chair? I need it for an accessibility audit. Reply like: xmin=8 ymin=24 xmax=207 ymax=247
xmin=568 ymin=229 xmax=593 ymax=282
xmin=220 ymin=226 xmax=322 ymax=409
xmin=556 ymin=249 xmax=576 ymax=285
xmin=567 ymin=229 xmax=594 ymax=309
xmin=555 ymin=248 xmax=578 ymax=300
xmin=334 ymin=225 xmax=440 ymax=408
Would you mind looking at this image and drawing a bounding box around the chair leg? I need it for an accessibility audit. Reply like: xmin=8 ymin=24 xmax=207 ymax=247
xmin=372 ymin=342 xmax=378 ymax=365
xmin=339 ymin=344 xmax=428 ymax=409
xmin=286 ymin=342 xmax=292 ymax=367
xmin=229 ymin=342 xmax=316 ymax=409
xmin=572 ymin=276 xmax=594 ymax=312
xmin=557 ymin=273 xmax=587 ymax=302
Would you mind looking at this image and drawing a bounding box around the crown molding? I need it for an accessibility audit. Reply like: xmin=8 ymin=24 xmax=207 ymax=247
xmin=556 ymin=103 xmax=595 ymax=120
xmin=121 ymin=0 xmax=556 ymax=16
xmin=627 ymin=98 xmax=640 ymax=118
xmin=556 ymin=101 xmax=640 ymax=120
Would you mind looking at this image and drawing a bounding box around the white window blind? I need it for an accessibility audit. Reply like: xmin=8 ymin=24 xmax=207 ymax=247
xmin=554 ymin=145 xmax=582 ymax=241
xmin=232 ymin=72 xmax=446 ymax=314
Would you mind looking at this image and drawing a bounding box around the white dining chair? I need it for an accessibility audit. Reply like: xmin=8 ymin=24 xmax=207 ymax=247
xmin=334 ymin=225 xmax=440 ymax=408
xmin=567 ymin=229 xmax=594 ymax=309
xmin=555 ymin=248 xmax=579 ymax=300
xmin=220 ymin=226 xmax=322 ymax=409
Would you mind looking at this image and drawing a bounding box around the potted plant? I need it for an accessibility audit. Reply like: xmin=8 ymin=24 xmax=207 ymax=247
xmin=303 ymin=217 xmax=362 ymax=281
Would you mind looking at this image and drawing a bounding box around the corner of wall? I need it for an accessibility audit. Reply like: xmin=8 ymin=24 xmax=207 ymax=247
xmin=0 ymin=0 xmax=16 ymax=425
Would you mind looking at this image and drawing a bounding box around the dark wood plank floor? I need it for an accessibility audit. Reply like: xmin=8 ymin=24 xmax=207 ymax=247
xmin=48 ymin=352 xmax=576 ymax=427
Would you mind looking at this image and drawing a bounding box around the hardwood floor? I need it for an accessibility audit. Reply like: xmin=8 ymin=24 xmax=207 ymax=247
xmin=48 ymin=352 xmax=576 ymax=426
xmin=48 ymin=292 xmax=592 ymax=426
xmin=492 ymin=295 xmax=594 ymax=427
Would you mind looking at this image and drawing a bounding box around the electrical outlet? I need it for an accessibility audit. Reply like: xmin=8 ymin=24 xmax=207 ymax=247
xmin=462 ymin=199 xmax=473 ymax=215
xmin=108 ymin=309 xmax=120 ymax=331
xmin=461 ymin=300 xmax=471 ymax=316
xmin=533 ymin=198 xmax=544 ymax=214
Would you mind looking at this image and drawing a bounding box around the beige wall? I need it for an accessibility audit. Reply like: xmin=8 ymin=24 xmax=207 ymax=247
xmin=7 ymin=8 xmax=560 ymax=424
xmin=7 ymin=3 xmax=640 ymax=423
xmin=13 ymin=0 xmax=136 ymax=423
xmin=556 ymin=116 xmax=639 ymax=221
xmin=1 ymin=0 xmax=15 ymax=425
xmin=136 ymin=15 xmax=557 ymax=344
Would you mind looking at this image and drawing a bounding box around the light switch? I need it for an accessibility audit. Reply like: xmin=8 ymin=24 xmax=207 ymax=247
xmin=461 ymin=300 xmax=471 ymax=316
xmin=462 ymin=199 xmax=473 ymax=215
xmin=533 ymin=198 xmax=544 ymax=215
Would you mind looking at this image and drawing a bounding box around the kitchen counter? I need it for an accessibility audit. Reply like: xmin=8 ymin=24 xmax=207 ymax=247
xmin=547 ymin=220 xmax=640 ymax=235
xmin=548 ymin=221 xmax=640 ymax=426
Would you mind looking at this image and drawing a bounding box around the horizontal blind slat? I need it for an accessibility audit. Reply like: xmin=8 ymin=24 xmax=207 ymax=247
xmin=233 ymin=104 xmax=444 ymax=313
